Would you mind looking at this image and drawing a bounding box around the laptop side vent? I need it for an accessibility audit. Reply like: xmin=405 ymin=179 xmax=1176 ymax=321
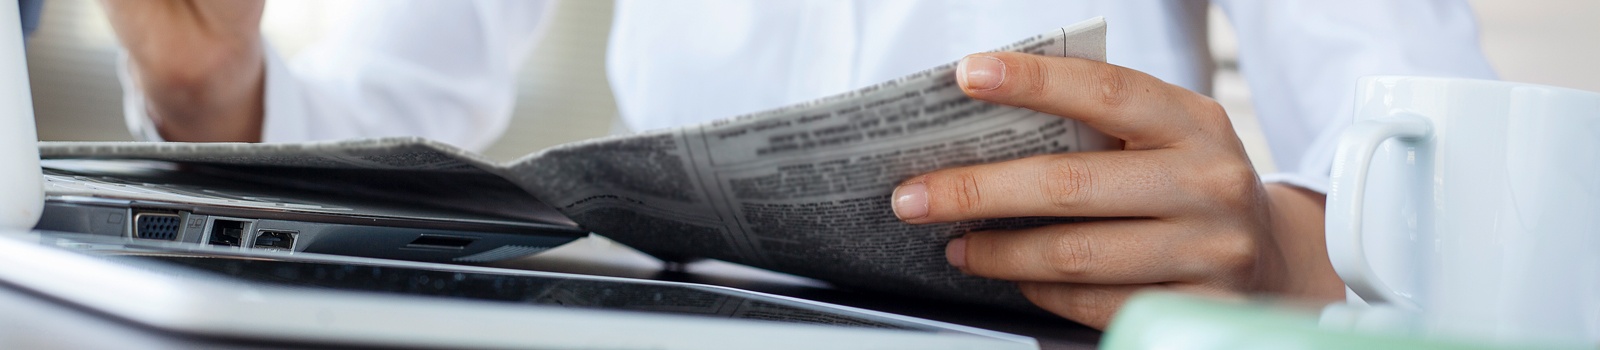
xmin=453 ymin=245 xmax=551 ymax=263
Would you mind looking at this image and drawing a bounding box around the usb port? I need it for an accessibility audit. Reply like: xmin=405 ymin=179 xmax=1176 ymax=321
xmin=253 ymin=230 xmax=297 ymax=251
xmin=207 ymin=219 xmax=250 ymax=247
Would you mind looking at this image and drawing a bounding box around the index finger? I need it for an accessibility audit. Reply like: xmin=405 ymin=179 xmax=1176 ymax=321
xmin=956 ymin=52 xmax=1215 ymax=149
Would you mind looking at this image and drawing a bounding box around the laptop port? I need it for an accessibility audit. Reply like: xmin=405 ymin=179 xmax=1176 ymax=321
xmin=132 ymin=213 xmax=181 ymax=241
xmin=206 ymin=219 xmax=250 ymax=247
xmin=252 ymin=230 xmax=297 ymax=251
xmin=406 ymin=234 xmax=476 ymax=250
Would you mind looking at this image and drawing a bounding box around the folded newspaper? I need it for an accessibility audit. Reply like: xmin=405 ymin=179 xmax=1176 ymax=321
xmin=43 ymin=18 xmax=1117 ymax=310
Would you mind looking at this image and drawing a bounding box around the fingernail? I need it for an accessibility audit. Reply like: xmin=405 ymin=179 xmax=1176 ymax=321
xmin=946 ymin=238 xmax=968 ymax=268
xmin=958 ymin=55 xmax=1005 ymax=91
xmin=892 ymin=181 xmax=929 ymax=220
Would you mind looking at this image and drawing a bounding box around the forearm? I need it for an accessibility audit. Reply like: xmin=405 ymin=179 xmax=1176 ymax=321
xmin=102 ymin=0 xmax=266 ymax=142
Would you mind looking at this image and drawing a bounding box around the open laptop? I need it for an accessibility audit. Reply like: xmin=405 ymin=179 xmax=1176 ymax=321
xmin=33 ymin=158 xmax=589 ymax=263
xmin=0 ymin=229 xmax=1038 ymax=349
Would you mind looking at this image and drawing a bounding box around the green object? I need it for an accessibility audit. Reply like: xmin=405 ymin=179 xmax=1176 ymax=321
xmin=1100 ymin=292 xmax=1587 ymax=350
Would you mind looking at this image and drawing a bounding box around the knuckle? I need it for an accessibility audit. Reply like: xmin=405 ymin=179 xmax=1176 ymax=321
xmin=1185 ymin=160 xmax=1259 ymax=211
xmin=1019 ymin=57 xmax=1053 ymax=97
xmin=1209 ymin=162 xmax=1262 ymax=209
xmin=1194 ymin=97 xmax=1231 ymax=127
xmin=1211 ymin=230 xmax=1260 ymax=276
xmin=1041 ymin=156 xmax=1094 ymax=210
xmin=931 ymin=172 xmax=986 ymax=217
xmin=1042 ymin=233 xmax=1095 ymax=277
xmin=1094 ymin=64 xmax=1132 ymax=110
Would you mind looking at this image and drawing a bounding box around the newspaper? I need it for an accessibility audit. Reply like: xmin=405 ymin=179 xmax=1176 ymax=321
xmin=41 ymin=18 xmax=1116 ymax=310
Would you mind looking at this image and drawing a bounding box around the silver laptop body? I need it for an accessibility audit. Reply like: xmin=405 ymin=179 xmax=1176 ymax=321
xmin=34 ymin=159 xmax=588 ymax=263
xmin=0 ymin=230 xmax=1038 ymax=349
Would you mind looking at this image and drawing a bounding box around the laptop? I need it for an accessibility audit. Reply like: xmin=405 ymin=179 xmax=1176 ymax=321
xmin=33 ymin=158 xmax=589 ymax=263
xmin=0 ymin=230 xmax=1038 ymax=349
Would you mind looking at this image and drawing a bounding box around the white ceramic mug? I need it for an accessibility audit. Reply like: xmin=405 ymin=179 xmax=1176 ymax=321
xmin=1327 ymin=76 xmax=1600 ymax=345
xmin=0 ymin=0 xmax=42 ymax=230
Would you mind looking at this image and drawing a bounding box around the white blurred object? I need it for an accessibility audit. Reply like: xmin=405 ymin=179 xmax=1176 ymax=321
xmin=1318 ymin=303 xmax=1418 ymax=336
xmin=0 ymin=0 xmax=42 ymax=230
xmin=1327 ymin=76 xmax=1600 ymax=345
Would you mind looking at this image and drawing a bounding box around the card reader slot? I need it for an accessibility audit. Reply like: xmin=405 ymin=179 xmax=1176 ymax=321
xmin=406 ymin=235 xmax=476 ymax=250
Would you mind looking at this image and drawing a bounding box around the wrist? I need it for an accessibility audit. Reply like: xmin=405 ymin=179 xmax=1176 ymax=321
xmin=130 ymin=40 xmax=261 ymax=97
xmin=1264 ymin=182 xmax=1345 ymax=301
xmin=130 ymin=39 xmax=265 ymax=142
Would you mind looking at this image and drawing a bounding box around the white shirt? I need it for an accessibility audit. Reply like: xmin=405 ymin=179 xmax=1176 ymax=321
xmin=121 ymin=0 xmax=1497 ymax=193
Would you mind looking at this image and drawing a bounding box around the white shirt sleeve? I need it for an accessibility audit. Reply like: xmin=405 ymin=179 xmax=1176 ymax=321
xmin=121 ymin=0 xmax=553 ymax=152
xmin=1215 ymin=0 xmax=1497 ymax=193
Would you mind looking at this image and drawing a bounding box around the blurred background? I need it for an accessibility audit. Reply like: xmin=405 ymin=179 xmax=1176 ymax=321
xmin=25 ymin=0 xmax=1600 ymax=173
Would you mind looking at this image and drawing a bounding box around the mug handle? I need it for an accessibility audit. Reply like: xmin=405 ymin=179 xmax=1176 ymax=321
xmin=1326 ymin=112 xmax=1431 ymax=309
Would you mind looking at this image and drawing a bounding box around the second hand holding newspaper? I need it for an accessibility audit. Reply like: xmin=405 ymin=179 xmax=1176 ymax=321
xmin=44 ymin=18 xmax=1116 ymax=310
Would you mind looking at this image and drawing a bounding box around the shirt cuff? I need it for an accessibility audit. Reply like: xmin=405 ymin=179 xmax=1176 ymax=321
xmin=259 ymin=40 xmax=309 ymax=143
xmin=115 ymin=51 xmax=163 ymax=142
xmin=1260 ymin=171 xmax=1330 ymax=195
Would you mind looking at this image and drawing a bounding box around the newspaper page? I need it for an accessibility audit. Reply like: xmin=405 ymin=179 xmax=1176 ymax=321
xmin=510 ymin=18 xmax=1117 ymax=309
xmin=40 ymin=18 xmax=1118 ymax=310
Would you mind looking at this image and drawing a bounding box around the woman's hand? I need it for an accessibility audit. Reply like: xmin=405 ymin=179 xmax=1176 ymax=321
xmin=100 ymin=0 xmax=266 ymax=142
xmin=892 ymin=52 xmax=1345 ymax=329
